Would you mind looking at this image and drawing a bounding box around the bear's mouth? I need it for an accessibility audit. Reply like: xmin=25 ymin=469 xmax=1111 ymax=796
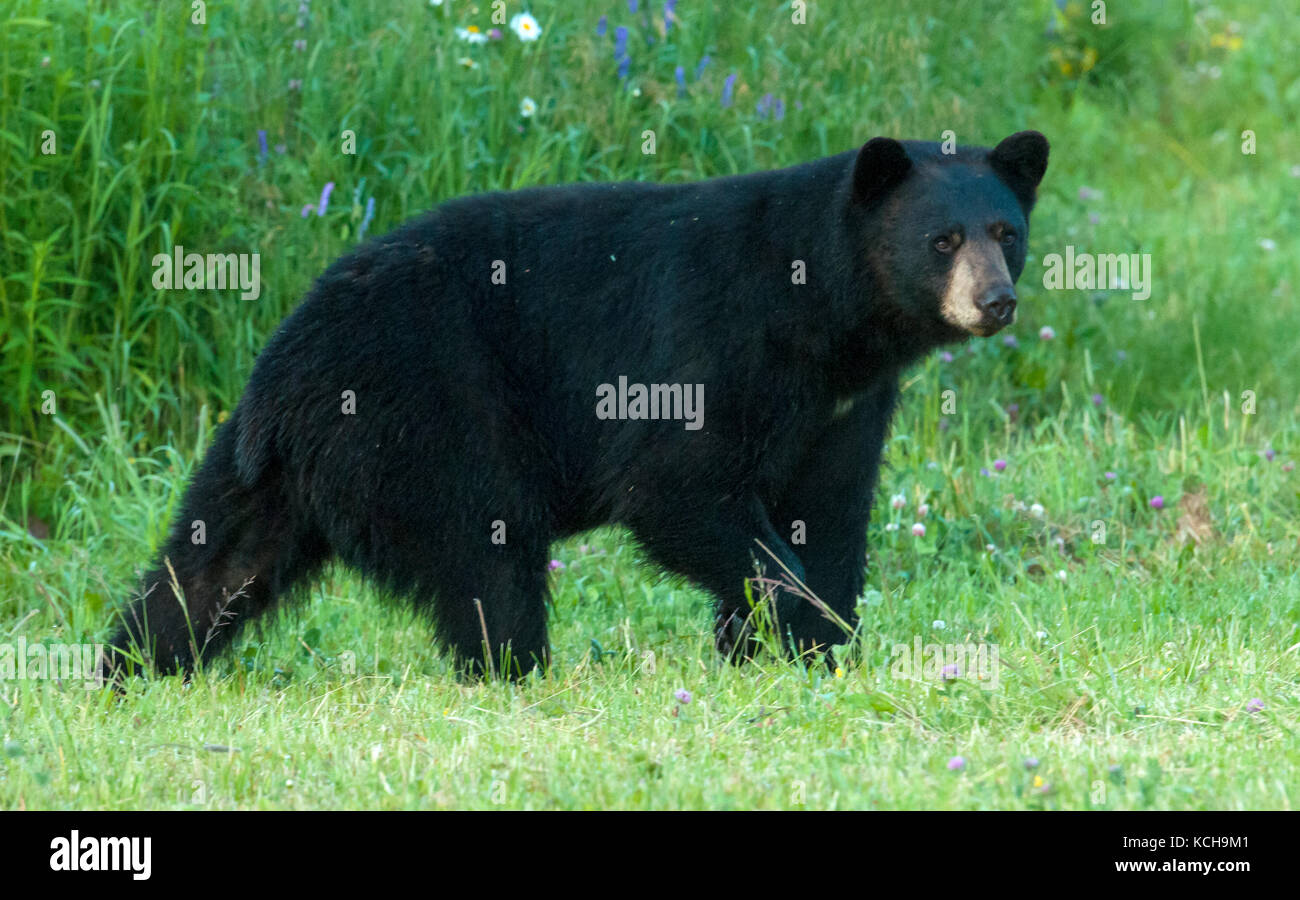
xmin=943 ymin=291 xmax=1017 ymax=337
xmin=966 ymin=317 xmax=1010 ymax=338
xmin=939 ymin=305 xmax=1012 ymax=338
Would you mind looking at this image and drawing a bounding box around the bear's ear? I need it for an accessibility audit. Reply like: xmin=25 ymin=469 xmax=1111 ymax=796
xmin=852 ymin=137 xmax=912 ymax=207
xmin=989 ymin=131 xmax=1050 ymax=189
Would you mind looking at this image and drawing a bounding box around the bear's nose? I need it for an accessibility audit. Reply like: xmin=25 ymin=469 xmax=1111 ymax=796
xmin=977 ymin=288 xmax=1017 ymax=324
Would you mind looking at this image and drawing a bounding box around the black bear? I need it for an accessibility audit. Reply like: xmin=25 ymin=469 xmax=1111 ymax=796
xmin=106 ymin=131 xmax=1049 ymax=679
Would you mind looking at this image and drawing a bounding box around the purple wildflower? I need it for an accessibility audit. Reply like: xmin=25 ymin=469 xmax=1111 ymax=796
xmin=628 ymin=0 xmax=638 ymax=12
xmin=596 ymin=15 xmax=606 ymax=36
xmin=674 ymin=65 xmax=686 ymax=97
xmin=664 ymin=0 xmax=677 ymax=32
xmin=317 ymin=181 xmax=334 ymax=216
xmin=994 ymin=459 xmax=1007 ymax=472
xmin=489 ymin=28 xmax=502 ymax=40
xmin=757 ymin=93 xmax=773 ymax=119
xmin=1091 ymin=393 xmax=1104 ymax=407
xmin=941 ymin=663 xmax=959 ymax=681
xmin=358 ymin=196 xmax=375 ymax=240
xmin=772 ymin=97 xmax=785 ymax=121
xmin=1002 ymin=334 xmax=1019 ymax=349
xmin=1024 ymin=757 xmax=1040 ymax=769
xmin=940 ymin=351 xmax=954 ymax=363
xmin=721 ymin=72 xmax=736 ymax=108
xmin=614 ymin=26 xmax=629 ymax=79
xmin=257 ymin=129 xmax=268 ymax=166
xmin=1265 ymin=448 xmax=1276 ymax=461
xmin=1245 ymin=698 xmax=1265 ymax=713
xmin=675 ymin=688 xmax=691 ymax=704
xmin=548 ymin=559 xmax=565 ymax=571
xmin=947 ymin=756 xmax=966 ymax=771
xmin=1104 ymin=471 xmax=1117 ymax=480
xmin=1150 ymin=495 xmax=1164 ymax=510
xmin=694 ymin=55 xmax=710 ymax=79
xmin=300 ymin=204 xmax=315 ymax=217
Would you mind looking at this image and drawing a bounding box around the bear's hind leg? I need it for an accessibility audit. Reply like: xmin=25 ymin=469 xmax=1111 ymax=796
xmin=424 ymin=534 xmax=552 ymax=679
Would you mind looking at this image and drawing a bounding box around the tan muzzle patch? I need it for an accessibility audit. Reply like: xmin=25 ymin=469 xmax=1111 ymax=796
xmin=940 ymin=244 xmax=1014 ymax=335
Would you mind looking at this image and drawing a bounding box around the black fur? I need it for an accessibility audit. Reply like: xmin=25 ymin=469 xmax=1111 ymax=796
xmin=106 ymin=132 xmax=1049 ymax=680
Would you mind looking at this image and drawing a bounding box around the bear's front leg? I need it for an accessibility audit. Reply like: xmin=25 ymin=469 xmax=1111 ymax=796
xmin=768 ymin=377 xmax=901 ymax=657
xmin=628 ymin=493 xmax=811 ymax=662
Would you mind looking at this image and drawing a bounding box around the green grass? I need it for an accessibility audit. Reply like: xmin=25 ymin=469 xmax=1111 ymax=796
xmin=1 ymin=0 xmax=1298 ymax=809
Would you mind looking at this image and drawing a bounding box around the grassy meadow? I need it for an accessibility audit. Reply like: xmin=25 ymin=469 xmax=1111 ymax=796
xmin=1 ymin=0 xmax=1298 ymax=809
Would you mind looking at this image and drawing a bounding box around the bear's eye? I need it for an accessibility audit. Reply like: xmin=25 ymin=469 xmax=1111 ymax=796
xmin=1000 ymin=230 xmax=1018 ymax=246
xmin=933 ymin=236 xmax=954 ymax=254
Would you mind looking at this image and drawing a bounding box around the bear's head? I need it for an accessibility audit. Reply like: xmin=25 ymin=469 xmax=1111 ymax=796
xmin=851 ymin=131 xmax=1049 ymax=341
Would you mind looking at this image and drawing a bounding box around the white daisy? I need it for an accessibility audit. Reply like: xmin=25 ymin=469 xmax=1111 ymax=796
xmin=510 ymin=12 xmax=542 ymax=42
xmin=455 ymin=26 xmax=488 ymax=45
xmin=519 ymin=96 xmax=537 ymax=118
